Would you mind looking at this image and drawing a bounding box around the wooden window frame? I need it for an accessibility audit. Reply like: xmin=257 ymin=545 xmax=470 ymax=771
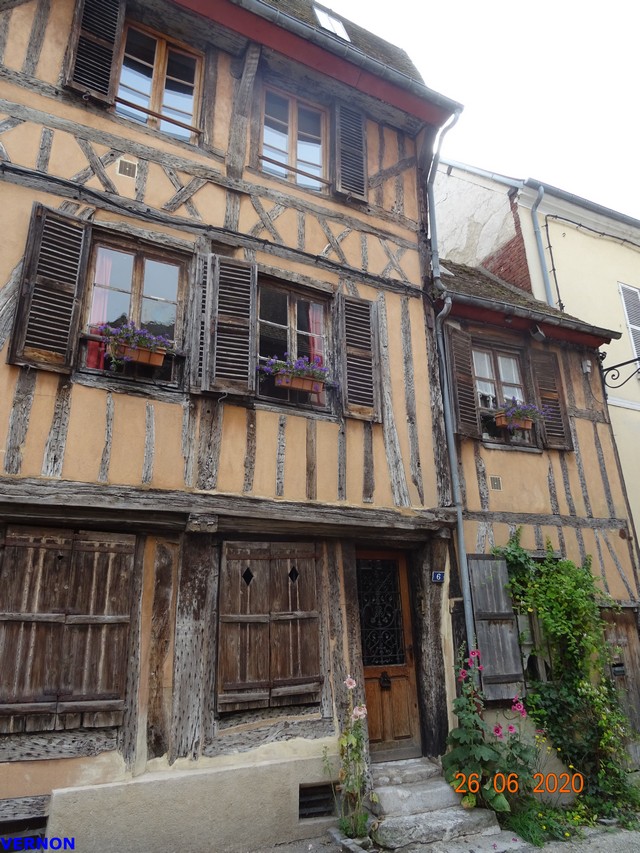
xmin=257 ymin=279 xmax=330 ymax=411
xmin=115 ymin=22 xmax=204 ymax=142
xmin=260 ymin=87 xmax=330 ymax=191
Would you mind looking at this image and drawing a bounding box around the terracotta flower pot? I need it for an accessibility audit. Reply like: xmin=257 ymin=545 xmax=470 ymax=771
xmin=494 ymin=412 xmax=533 ymax=430
xmin=118 ymin=345 xmax=166 ymax=366
xmin=275 ymin=374 xmax=324 ymax=393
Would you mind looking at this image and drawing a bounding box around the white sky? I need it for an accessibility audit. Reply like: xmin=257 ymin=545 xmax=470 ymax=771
xmin=327 ymin=1 xmax=640 ymax=220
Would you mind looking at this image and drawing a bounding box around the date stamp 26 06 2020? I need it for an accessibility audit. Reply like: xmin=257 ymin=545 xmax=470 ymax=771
xmin=454 ymin=771 xmax=585 ymax=796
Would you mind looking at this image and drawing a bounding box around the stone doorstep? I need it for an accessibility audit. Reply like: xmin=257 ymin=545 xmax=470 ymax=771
xmin=375 ymin=777 xmax=461 ymax=816
xmin=372 ymin=806 xmax=500 ymax=850
xmin=418 ymin=828 xmax=531 ymax=853
xmin=371 ymin=758 xmax=441 ymax=788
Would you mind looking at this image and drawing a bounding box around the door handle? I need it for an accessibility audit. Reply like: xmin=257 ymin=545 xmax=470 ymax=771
xmin=379 ymin=671 xmax=391 ymax=690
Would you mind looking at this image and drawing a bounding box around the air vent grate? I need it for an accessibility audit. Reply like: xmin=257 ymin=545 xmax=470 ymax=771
xmin=299 ymin=784 xmax=335 ymax=819
xmin=489 ymin=476 xmax=502 ymax=491
xmin=117 ymin=158 xmax=137 ymax=178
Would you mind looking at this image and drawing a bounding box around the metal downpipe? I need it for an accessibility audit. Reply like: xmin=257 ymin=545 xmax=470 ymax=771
xmin=531 ymin=185 xmax=555 ymax=307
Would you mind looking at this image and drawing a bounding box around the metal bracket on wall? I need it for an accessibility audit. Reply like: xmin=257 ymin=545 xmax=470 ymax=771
xmin=600 ymin=353 xmax=640 ymax=388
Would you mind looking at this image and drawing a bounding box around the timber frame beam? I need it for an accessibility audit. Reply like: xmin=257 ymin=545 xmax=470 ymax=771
xmin=0 ymin=478 xmax=455 ymax=539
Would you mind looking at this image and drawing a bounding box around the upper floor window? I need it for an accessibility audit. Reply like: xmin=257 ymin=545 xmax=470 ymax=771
xmin=116 ymin=25 xmax=201 ymax=140
xmin=313 ymin=6 xmax=350 ymax=41
xmin=448 ymin=327 xmax=572 ymax=450
xmin=620 ymin=283 xmax=640 ymax=360
xmin=262 ymin=90 xmax=327 ymax=192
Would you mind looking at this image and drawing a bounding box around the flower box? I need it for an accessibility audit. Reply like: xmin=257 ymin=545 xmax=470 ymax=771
xmin=275 ymin=374 xmax=324 ymax=393
xmin=495 ymin=412 xmax=533 ymax=430
xmin=118 ymin=345 xmax=166 ymax=367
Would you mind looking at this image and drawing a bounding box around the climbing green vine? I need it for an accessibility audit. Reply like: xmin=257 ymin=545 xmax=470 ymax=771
xmin=495 ymin=531 xmax=640 ymax=824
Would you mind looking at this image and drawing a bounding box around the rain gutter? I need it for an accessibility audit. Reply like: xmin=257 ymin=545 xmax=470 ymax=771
xmin=531 ymin=185 xmax=555 ymax=307
xmin=426 ymin=112 xmax=477 ymax=653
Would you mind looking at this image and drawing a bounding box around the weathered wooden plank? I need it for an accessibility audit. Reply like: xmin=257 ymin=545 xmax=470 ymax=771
xmin=0 ymin=12 xmax=9 ymax=65
xmin=0 ymin=727 xmax=118 ymax=763
xmin=118 ymin=535 xmax=145 ymax=768
xmin=227 ymin=43 xmax=261 ymax=180
xmin=0 ymin=795 xmax=49 ymax=821
xmin=142 ymin=402 xmax=155 ymax=485
xmin=22 ymin=0 xmax=50 ymax=76
xmin=75 ymin=138 xmax=118 ymax=194
xmin=380 ymin=240 xmax=408 ymax=281
xmin=200 ymin=46 xmax=217 ymax=151
xmin=601 ymin=530 xmax=635 ymax=599
xmin=170 ymin=534 xmax=219 ymax=762
xmin=243 ymin=408 xmax=256 ymax=493
xmin=592 ymin=421 xmax=615 ymax=518
xmin=306 ymin=418 xmax=316 ymax=501
xmin=0 ymin=260 xmax=22 ymax=354
xmin=474 ymin=443 xmax=489 ymax=511
xmin=35 ymin=125 xmax=53 ymax=172
xmin=4 ymin=367 xmax=36 ymax=475
xmin=163 ymin=175 xmax=207 ymax=217
xmin=362 ymin=421 xmax=374 ymax=503
xmin=147 ymin=539 xmax=178 ymax=759
xmin=297 ymin=210 xmax=305 ymax=251
xmin=249 ymin=195 xmax=283 ymax=241
xmin=410 ymin=542 xmax=448 ymax=757
xmin=534 ymin=524 xmax=544 ymax=551
xmin=224 ymin=190 xmax=241 ymax=231
xmin=559 ymin=452 xmax=577 ymax=516
xmin=375 ymin=124 xmax=385 ymax=207
xmin=276 ymin=414 xmax=286 ymax=497
xmin=568 ymin=418 xmax=593 ymax=517
xmin=135 ymin=157 xmax=149 ymax=202
xmin=318 ymin=218 xmax=347 ymax=264
xmin=376 ymin=294 xmax=410 ymax=507
xmin=593 ymin=529 xmax=610 ymax=594
xmin=0 ymin=116 xmax=23 ymax=135
xmin=41 ymin=376 xmax=72 ymax=478
xmin=393 ymin=133 xmax=405 ymax=216
xmin=326 ymin=541 xmax=349 ymax=730
xmin=162 ymin=166 xmax=200 ymax=219
xmin=400 ymin=296 xmax=424 ymax=504
xmin=181 ymin=400 xmax=196 ymax=488
xmin=337 ymin=420 xmax=346 ymax=501
xmin=369 ymin=155 xmax=416 ymax=189
xmin=98 ymin=392 xmax=114 ymax=483
xmin=197 ymin=399 xmax=223 ymax=490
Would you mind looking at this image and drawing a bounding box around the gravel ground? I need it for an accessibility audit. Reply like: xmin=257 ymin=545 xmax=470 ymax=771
xmin=246 ymin=826 xmax=640 ymax=853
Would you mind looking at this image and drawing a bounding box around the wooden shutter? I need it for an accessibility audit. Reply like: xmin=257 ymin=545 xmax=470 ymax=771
xmin=335 ymin=105 xmax=367 ymax=201
xmin=0 ymin=527 xmax=134 ymax=731
xmin=210 ymin=256 xmax=257 ymax=394
xmin=342 ymin=295 xmax=380 ymax=419
xmin=9 ymin=206 xmax=87 ymax=373
xmin=620 ymin=284 xmax=640 ymax=358
xmin=531 ymin=350 xmax=572 ymax=450
xmin=468 ymin=556 xmax=524 ymax=701
xmin=448 ymin=327 xmax=481 ymax=439
xmin=59 ymin=532 xmax=135 ymax=726
xmin=217 ymin=543 xmax=271 ymax=712
xmin=217 ymin=542 xmax=322 ymax=712
xmin=269 ymin=543 xmax=321 ymax=707
xmin=65 ymin=0 xmax=126 ymax=103
xmin=190 ymin=253 xmax=212 ymax=391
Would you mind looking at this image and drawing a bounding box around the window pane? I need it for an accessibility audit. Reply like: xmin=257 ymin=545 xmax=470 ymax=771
xmin=297 ymin=333 xmax=324 ymax=362
xmin=117 ymin=29 xmax=156 ymax=122
xmin=124 ymin=28 xmax=157 ymax=66
xmin=498 ymin=355 xmax=521 ymax=385
xmin=90 ymin=287 xmax=131 ymax=327
xmin=141 ymin=298 xmax=176 ymax=340
xmin=476 ymin=379 xmax=497 ymax=410
xmin=260 ymin=288 xmax=288 ymax=324
xmin=166 ymin=50 xmax=196 ymax=86
xmin=143 ymin=259 xmax=179 ymax=301
xmin=298 ymin=106 xmax=321 ymax=139
xmin=502 ymin=384 xmax=524 ymax=402
xmin=94 ymin=248 xmax=134 ymax=290
xmin=472 ymin=350 xmax=494 ymax=379
xmin=296 ymin=299 xmax=324 ymax=334
xmin=265 ymin=91 xmax=289 ymax=126
xmin=259 ymin=323 xmax=287 ymax=359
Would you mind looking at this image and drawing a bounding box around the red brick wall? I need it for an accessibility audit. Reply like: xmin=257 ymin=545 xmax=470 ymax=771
xmin=482 ymin=195 xmax=532 ymax=293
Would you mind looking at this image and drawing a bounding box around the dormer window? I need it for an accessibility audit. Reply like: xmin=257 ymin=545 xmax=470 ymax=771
xmin=313 ymin=6 xmax=350 ymax=41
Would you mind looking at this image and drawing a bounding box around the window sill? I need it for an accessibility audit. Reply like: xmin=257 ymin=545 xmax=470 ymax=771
xmin=480 ymin=441 xmax=543 ymax=454
xmin=246 ymin=165 xmax=329 ymax=198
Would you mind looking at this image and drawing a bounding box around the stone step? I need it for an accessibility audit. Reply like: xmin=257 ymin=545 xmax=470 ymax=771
xmin=375 ymin=777 xmax=460 ymax=816
xmin=372 ymin=806 xmax=500 ymax=850
xmin=418 ymin=828 xmax=531 ymax=853
xmin=371 ymin=758 xmax=441 ymax=787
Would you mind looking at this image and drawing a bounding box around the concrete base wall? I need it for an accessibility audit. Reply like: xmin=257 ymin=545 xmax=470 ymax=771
xmin=46 ymin=754 xmax=336 ymax=852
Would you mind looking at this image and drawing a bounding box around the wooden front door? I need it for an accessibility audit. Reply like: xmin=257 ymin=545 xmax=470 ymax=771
xmin=356 ymin=554 xmax=421 ymax=761
xmin=603 ymin=608 xmax=640 ymax=768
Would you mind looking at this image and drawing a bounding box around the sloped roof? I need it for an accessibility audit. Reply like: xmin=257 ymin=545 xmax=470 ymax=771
xmin=439 ymin=260 xmax=620 ymax=344
xmin=260 ymin=0 xmax=423 ymax=80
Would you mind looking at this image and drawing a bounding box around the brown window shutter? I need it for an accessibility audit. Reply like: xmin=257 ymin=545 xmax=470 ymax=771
xmin=210 ymin=256 xmax=257 ymax=394
xmin=468 ymin=556 xmax=524 ymax=701
xmin=9 ymin=205 xmax=87 ymax=373
xmin=335 ymin=105 xmax=367 ymax=201
xmin=447 ymin=327 xmax=481 ymax=439
xmin=217 ymin=543 xmax=271 ymax=712
xmin=190 ymin=253 xmax=212 ymax=392
xmin=269 ymin=543 xmax=321 ymax=706
xmin=58 ymin=532 xmax=135 ymax=724
xmin=342 ymin=295 xmax=380 ymax=420
xmin=65 ymin=0 xmax=126 ymax=103
xmin=531 ymin=350 xmax=572 ymax=450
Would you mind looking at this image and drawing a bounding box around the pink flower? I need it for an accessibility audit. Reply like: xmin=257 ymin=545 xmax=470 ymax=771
xmin=470 ymin=650 xmax=480 ymax=658
xmin=344 ymin=676 xmax=356 ymax=690
xmin=351 ymin=704 xmax=367 ymax=721
xmin=493 ymin=724 xmax=503 ymax=739
xmin=477 ymin=665 xmax=484 ymax=671
xmin=513 ymin=701 xmax=524 ymax=713
xmin=467 ymin=658 xmax=474 ymax=667
xmin=520 ymin=709 xmax=527 ymax=719
xmin=508 ymin=724 xmax=516 ymax=734
xmin=458 ymin=669 xmax=468 ymax=681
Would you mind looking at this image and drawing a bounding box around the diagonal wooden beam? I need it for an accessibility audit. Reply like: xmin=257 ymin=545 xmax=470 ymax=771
xmin=163 ymin=175 xmax=207 ymax=215
xmin=318 ymin=218 xmax=348 ymax=264
xmin=380 ymin=240 xmax=408 ymax=281
xmin=162 ymin=167 xmax=202 ymax=218
xmin=249 ymin=196 xmax=283 ymax=241
xmin=75 ymin=139 xmax=118 ymax=193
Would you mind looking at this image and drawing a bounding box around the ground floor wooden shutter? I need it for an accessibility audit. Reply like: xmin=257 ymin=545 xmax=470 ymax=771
xmin=217 ymin=542 xmax=321 ymax=713
xmin=468 ymin=555 xmax=524 ymax=701
xmin=0 ymin=526 xmax=135 ymax=731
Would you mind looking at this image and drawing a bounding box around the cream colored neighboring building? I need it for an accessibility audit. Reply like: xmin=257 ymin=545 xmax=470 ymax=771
xmin=435 ymin=160 xmax=640 ymax=544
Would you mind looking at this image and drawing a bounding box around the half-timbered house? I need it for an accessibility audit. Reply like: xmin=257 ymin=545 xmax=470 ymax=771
xmin=0 ymin=1 xmax=463 ymax=848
